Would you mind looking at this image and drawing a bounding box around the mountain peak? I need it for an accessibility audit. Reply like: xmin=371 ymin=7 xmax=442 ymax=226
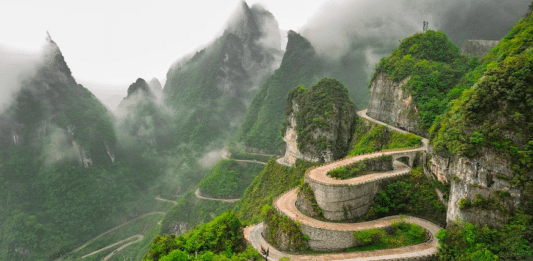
xmin=40 ymin=32 xmax=74 ymax=80
xmin=126 ymin=78 xmax=154 ymax=98
xmin=224 ymin=1 xmax=260 ymax=41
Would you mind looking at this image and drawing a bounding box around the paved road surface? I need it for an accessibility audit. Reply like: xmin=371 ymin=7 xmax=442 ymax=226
xmin=155 ymin=196 xmax=178 ymax=205
xmin=195 ymin=188 xmax=240 ymax=203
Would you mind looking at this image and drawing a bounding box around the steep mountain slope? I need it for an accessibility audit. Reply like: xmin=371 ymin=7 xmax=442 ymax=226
xmin=237 ymin=31 xmax=323 ymax=153
xmin=163 ymin=2 xmax=282 ymax=151
xmin=430 ymin=9 xmax=533 ymax=228
xmin=0 ymin=36 xmax=163 ymax=261
xmin=429 ymin=8 xmax=533 ymax=260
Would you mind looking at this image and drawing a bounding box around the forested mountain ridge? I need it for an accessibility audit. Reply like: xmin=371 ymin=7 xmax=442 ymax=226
xmin=0 ymin=35 xmax=165 ymax=261
xmin=162 ymin=2 xmax=282 ymax=151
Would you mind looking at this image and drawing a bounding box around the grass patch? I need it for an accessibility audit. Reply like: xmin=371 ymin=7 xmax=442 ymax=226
xmin=348 ymin=118 xmax=421 ymax=156
xmin=349 ymin=220 xmax=426 ymax=252
xmin=327 ymin=155 xmax=393 ymax=180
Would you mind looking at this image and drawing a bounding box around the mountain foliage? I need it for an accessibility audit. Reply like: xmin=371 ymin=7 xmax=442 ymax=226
xmin=163 ymin=2 xmax=280 ymax=152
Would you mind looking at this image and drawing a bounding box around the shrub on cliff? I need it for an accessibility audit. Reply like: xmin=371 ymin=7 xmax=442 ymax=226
xmin=347 ymin=118 xmax=422 ymax=156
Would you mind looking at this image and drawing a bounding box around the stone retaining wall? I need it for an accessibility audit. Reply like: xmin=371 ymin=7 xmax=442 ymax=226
xmin=306 ymin=177 xmax=377 ymax=220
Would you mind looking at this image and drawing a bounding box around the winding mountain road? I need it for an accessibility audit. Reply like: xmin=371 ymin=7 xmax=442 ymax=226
xmin=195 ymin=188 xmax=240 ymax=203
xmin=244 ymin=110 xmax=442 ymax=260
xmin=71 ymin=212 xmax=165 ymax=254
xmin=155 ymin=195 xmax=178 ymax=205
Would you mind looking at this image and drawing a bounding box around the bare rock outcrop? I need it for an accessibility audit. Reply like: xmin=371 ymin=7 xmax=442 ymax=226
xmin=427 ymin=147 xmax=519 ymax=228
xmin=367 ymin=73 xmax=423 ymax=136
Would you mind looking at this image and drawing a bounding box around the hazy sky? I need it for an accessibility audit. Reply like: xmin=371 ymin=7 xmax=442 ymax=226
xmin=1 ymin=0 xmax=328 ymax=95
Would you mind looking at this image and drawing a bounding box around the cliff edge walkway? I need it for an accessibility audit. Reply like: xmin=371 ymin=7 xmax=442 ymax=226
xmin=244 ymin=110 xmax=441 ymax=261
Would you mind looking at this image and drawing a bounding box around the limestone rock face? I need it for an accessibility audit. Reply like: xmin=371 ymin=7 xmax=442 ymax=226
xmin=367 ymin=73 xmax=423 ymax=136
xmin=461 ymin=40 xmax=500 ymax=57
xmin=278 ymin=103 xmax=321 ymax=165
xmin=427 ymin=147 xmax=520 ymax=228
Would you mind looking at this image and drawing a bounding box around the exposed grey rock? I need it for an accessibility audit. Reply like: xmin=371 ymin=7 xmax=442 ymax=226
xmin=367 ymin=73 xmax=424 ymax=136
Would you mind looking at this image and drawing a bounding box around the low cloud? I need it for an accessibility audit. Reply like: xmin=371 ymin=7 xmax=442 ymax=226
xmin=0 ymin=45 xmax=40 ymax=114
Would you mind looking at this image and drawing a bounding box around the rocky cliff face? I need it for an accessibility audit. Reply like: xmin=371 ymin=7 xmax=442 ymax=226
xmin=461 ymin=40 xmax=500 ymax=57
xmin=280 ymin=79 xmax=356 ymax=164
xmin=427 ymin=147 xmax=520 ymax=228
xmin=367 ymin=73 xmax=423 ymax=136
xmin=278 ymin=103 xmax=321 ymax=165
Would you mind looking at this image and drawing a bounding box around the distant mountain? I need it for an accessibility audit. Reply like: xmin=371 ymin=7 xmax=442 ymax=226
xmin=237 ymin=31 xmax=323 ymax=153
xmin=116 ymin=78 xmax=173 ymax=149
xmin=148 ymin=77 xmax=163 ymax=100
xmin=0 ymin=34 xmax=117 ymax=167
xmin=0 ymin=35 xmax=161 ymax=261
xmin=163 ymin=2 xmax=282 ymax=151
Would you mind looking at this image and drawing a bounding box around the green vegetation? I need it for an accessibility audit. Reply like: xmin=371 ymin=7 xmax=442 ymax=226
xmin=328 ymin=155 xmax=392 ymax=180
xmin=436 ymin=212 xmax=533 ymax=260
xmin=235 ymin=158 xmax=319 ymax=222
xmin=197 ymin=159 xmax=264 ymax=199
xmin=363 ymin=166 xmax=447 ymax=227
xmin=262 ymin=205 xmax=309 ymax=252
xmin=352 ymin=220 xmax=425 ymax=250
xmin=237 ymin=31 xmax=323 ymax=153
xmin=284 ymin=78 xmax=356 ymax=158
xmin=348 ymin=118 xmax=422 ymax=156
xmin=371 ymin=30 xmax=476 ymax=129
xmin=144 ymin=211 xmax=261 ymax=261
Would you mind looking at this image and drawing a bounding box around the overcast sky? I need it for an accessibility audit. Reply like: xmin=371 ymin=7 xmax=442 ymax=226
xmin=0 ymin=0 xmax=328 ymax=97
